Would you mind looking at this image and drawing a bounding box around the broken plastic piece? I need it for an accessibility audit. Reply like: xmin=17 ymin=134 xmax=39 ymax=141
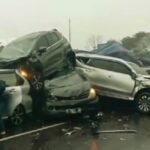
xmin=95 ymin=129 xmax=137 ymax=134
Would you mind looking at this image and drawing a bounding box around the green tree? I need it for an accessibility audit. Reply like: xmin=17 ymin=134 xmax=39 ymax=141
xmin=121 ymin=32 xmax=149 ymax=50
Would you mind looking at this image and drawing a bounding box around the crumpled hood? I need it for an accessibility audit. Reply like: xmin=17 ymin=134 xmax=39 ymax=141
xmin=137 ymin=75 xmax=150 ymax=87
xmin=45 ymin=70 xmax=90 ymax=98
xmin=141 ymin=79 xmax=150 ymax=87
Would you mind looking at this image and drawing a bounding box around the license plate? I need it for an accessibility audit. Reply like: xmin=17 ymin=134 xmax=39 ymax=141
xmin=66 ymin=108 xmax=82 ymax=114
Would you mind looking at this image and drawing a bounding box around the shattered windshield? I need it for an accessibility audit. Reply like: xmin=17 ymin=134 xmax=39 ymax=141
xmin=0 ymin=36 xmax=37 ymax=60
xmin=0 ymin=32 xmax=49 ymax=61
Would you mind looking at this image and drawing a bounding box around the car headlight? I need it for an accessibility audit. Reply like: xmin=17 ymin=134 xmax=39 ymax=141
xmin=18 ymin=66 xmax=32 ymax=78
xmin=89 ymin=88 xmax=96 ymax=97
xmin=20 ymin=70 xmax=29 ymax=78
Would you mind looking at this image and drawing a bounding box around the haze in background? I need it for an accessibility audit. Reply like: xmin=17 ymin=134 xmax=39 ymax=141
xmin=0 ymin=0 xmax=150 ymax=49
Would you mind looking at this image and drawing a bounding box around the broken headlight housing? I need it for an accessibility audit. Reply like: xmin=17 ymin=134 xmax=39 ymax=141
xmin=89 ymin=88 xmax=96 ymax=98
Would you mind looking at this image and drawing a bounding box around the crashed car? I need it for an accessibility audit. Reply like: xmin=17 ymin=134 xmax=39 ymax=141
xmin=0 ymin=29 xmax=99 ymax=118
xmin=0 ymin=29 xmax=76 ymax=89
xmin=1 ymin=67 xmax=97 ymax=125
xmin=76 ymin=53 xmax=150 ymax=114
xmin=19 ymin=66 xmax=99 ymax=116
xmin=0 ymin=69 xmax=32 ymax=126
xmin=0 ymin=29 xmax=73 ymax=74
xmin=43 ymin=68 xmax=98 ymax=115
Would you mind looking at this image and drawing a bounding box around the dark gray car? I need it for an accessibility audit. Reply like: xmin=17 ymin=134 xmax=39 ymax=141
xmin=0 ymin=30 xmax=99 ymax=120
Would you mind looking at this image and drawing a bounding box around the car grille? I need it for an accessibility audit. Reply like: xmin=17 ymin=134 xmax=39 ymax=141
xmin=77 ymin=90 xmax=89 ymax=99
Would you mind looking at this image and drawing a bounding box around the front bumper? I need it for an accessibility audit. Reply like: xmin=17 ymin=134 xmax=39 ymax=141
xmin=44 ymin=95 xmax=99 ymax=116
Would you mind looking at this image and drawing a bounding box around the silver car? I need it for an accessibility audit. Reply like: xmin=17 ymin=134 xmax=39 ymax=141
xmin=1 ymin=68 xmax=97 ymax=126
xmin=76 ymin=53 xmax=150 ymax=114
xmin=1 ymin=69 xmax=32 ymax=126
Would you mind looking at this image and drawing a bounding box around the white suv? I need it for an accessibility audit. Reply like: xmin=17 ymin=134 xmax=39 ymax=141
xmin=77 ymin=53 xmax=150 ymax=114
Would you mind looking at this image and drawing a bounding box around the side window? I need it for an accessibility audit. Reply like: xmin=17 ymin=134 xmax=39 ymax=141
xmin=46 ymin=33 xmax=59 ymax=46
xmin=87 ymin=59 xmax=111 ymax=70
xmin=88 ymin=59 xmax=131 ymax=75
xmin=35 ymin=36 xmax=49 ymax=50
xmin=110 ymin=62 xmax=131 ymax=75
xmin=0 ymin=73 xmax=17 ymax=87
xmin=77 ymin=57 xmax=90 ymax=64
xmin=34 ymin=33 xmax=59 ymax=50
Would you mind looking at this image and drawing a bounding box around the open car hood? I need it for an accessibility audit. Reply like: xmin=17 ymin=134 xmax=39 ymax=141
xmin=45 ymin=70 xmax=90 ymax=98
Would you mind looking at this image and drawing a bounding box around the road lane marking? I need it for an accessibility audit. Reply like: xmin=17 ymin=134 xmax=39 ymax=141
xmin=0 ymin=122 xmax=66 ymax=142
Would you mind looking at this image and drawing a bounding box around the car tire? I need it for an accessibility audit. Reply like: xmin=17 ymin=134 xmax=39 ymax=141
xmin=135 ymin=92 xmax=150 ymax=114
xmin=10 ymin=105 xmax=26 ymax=126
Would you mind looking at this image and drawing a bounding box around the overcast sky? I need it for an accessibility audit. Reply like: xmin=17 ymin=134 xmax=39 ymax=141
xmin=0 ymin=0 xmax=150 ymax=49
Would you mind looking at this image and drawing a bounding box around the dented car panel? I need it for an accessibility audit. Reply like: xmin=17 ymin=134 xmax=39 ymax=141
xmin=76 ymin=53 xmax=150 ymax=101
xmin=45 ymin=70 xmax=90 ymax=97
xmin=0 ymin=30 xmax=99 ymax=120
xmin=44 ymin=69 xmax=98 ymax=115
xmin=0 ymin=29 xmax=72 ymax=78
xmin=0 ymin=69 xmax=32 ymax=120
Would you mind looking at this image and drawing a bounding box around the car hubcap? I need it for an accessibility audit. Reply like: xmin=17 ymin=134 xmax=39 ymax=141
xmin=11 ymin=106 xmax=24 ymax=126
xmin=138 ymin=95 xmax=150 ymax=112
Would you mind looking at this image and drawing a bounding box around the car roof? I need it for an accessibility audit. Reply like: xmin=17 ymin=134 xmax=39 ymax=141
xmin=76 ymin=53 xmax=143 ymax=75
xmin=76 ymin=52 xmax=129 ymax=64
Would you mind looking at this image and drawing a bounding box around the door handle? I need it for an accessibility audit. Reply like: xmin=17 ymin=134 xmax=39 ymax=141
xmin=8 ymin=89 xmax=16 ymax=93
xmin=108 ymin=75 xmax=112 ymax=78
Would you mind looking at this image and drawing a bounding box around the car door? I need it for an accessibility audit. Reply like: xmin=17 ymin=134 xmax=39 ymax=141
xmin=105 ymin=61 xmax=135 ymax=95
xmin=39 ymin=32 xmax=71 ymax=77
xmin=87 ymin=58 xmax=136 ymax=99
xmin=78 ymin=58 xmax=117 ymax=94
xmin=38 ymin=32 xmax=62 ymax=76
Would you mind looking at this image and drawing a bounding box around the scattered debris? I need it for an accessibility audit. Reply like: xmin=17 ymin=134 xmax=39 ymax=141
xmin=91 ymin=122 xmax=99 ymax=129
xmin=73 ymin=127 xmax=82 ymax=130
xmin=101 ymin=137 xmax=108 ymax=140
xmin=65 ymin=130 xmax=77 ymax=136
xmin=61 ymin=128 xmax=70 ymax=132
xmin=63 ymin=126 xmax=82 ymax=136
xmin=117 ymin=118 xmax=123 ymax=122
xmin=95 ymin=112 xmax=103 ymax=119
xmin=95 ymin=129 xmax=137 ymax=134
xmin=123 ymin=124 xmax=129 ymax=130
xmin=120 ymin=137 xmax=127 ymax=141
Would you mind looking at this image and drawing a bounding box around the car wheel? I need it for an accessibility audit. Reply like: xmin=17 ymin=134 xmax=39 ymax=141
xmin=135 ymin=92 xmax=150 ymax=114
xmin=10 ymin=105 xmax=25 ymax=126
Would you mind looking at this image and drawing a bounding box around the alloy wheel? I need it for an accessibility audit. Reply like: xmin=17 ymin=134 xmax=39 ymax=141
xmin=136 ymin=92 xmax=150 ymax=114
xmin=10 ymin=106 xmax=25 ymax=126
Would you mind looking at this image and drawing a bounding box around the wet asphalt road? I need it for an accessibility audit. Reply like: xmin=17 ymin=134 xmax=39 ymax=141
xmin=0 ymin=98 xmax=150 ymax=150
